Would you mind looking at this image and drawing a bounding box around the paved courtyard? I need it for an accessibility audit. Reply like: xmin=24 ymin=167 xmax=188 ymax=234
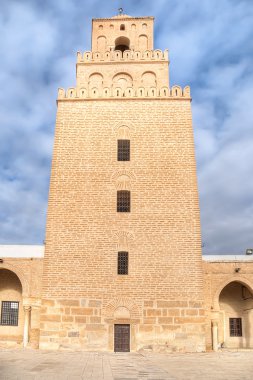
xmin=0 ymin=349 xmax=253 ymax=380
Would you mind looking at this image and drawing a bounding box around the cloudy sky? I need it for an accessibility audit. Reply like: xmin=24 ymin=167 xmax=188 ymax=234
xmin=0 ymin=0 xmax=252 ymax=254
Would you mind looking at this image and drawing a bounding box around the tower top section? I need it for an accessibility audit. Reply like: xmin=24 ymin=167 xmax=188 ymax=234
xmin=91 ymin=14 xmax=154 ymax=52
xmin=57 ymin=13 xmax=191 ymax=101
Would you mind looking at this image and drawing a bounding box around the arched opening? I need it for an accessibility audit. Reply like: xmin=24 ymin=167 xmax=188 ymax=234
xmin=113 ymin=73 xmax=133 ymax=91
xmin=115 ymin=36 xmax=130 ymax=53
xmin=0 ymin=269 xmax=24 ymax=345
xmin=218 ymin=281 xmax=253 ymax=348
xmin=141 ymin=71 xmax=156 ymax=87
xmin=120 ymin=24 xmax=125 ymax=31
xmin=97 ymin=35 xmax=107 ymax=52
xmin=138 ymin=34 xmax=148 ymax=51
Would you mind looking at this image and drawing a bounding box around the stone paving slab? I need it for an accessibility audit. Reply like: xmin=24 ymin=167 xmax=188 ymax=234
xmin=0 ymin=349 xmax=253 ymax=380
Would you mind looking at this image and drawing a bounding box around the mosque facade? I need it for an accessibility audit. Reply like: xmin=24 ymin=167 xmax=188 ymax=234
xmin=0 ymin=13 xmax=253 ymax=352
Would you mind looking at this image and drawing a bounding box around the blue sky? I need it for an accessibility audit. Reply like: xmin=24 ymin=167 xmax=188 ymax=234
xmin=0 ymin=0 xmax=252 ymax=254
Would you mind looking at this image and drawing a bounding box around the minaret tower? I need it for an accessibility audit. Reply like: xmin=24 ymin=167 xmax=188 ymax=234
xmin=41 ymin=12 xmax=205 ymax=352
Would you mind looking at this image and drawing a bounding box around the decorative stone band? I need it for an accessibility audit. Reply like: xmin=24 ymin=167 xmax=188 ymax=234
xmin=58 ymin=85 xmax=190 ymax=100
xmin=77 ymin=49 xmax=169 ymax=63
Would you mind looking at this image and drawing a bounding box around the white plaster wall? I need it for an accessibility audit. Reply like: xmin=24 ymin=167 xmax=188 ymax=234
xmin=0 ymin=245 xmax=44 ymax=258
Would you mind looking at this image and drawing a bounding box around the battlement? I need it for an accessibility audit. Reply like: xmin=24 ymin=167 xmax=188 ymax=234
xmin=57 ymin=85 xmax=190 ymax=100
xmin=77 ymin=49 xmax=169 ymax=63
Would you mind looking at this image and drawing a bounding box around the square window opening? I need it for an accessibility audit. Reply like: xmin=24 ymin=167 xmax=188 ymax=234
xmin=118 ymin=140 xmax=130 ymax=161
xmin=1 ymin=301 xmax=19 ymax=326
xmin=229 ymin=317 xmax=242 ymax=337
xmin=118 ymin=252 xmax=128 ymax=275
xmin=117 ymin=190 xmax=130 ymax=212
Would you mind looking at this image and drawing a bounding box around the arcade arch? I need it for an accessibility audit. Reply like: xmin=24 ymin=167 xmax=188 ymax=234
xmin=213 ymin=280 xmax=253 ymax=349
xmin=0 ymin=268 xmax=24 ymax=345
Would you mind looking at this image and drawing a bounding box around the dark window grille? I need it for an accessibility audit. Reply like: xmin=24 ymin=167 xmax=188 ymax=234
xmin=117 ymin=191 xmax=130 ymax=212
xmin=229 ymin=318 xmax=242 ymax=337
xmin=1 ymin=301 xmax=19 ymax=326
xmin=118 ymin=140 xmax=130 ymax=161
xmin=118 ymin=252 xmax=128 ymax=275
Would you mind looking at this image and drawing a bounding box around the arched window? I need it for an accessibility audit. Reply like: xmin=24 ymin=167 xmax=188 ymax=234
xmin=117 ymin=190 xmax=130 ymax=212
xmin=115 ymin=36 xmax=130 ymax=53
xmin=120 ymin=24 xmax=125 ymax=31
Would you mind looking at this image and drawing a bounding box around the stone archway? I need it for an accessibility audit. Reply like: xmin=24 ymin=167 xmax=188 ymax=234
xmin=104 ymin=298 xmax=140 ymax=351
xmin=0 ymin=263 xmax=29 ymax=297
xmin=0 ymin=268 xmax=24 ymax=346
xmin=214 ymin=279 xmax=253 ymax=349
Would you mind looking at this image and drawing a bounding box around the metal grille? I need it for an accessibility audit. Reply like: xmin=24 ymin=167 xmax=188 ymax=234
xmin=114 ymin=324 xmax=130 ymax=352
xmin=118 ymin=252 xmax=128 ymax=275
xmin=1 ymin=301 xmax=19 ymax=326
xmin=229 ymin=318 xmax=242 ymax=337
xmin=118 ymin=139 xmax=130 ymax=161
xmin=117 ymin=190 xmax=130 ymax=212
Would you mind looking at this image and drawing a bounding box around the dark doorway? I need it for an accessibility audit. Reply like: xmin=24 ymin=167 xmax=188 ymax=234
xmin=114 ymin=324 xmax=130 ymax=352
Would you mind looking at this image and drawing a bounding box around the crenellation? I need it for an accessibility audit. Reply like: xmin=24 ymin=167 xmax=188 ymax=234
xmin=77 ymin=49 xmax=169 ymax=63
xmin=57 ymin=85 xmax=191 ymax=100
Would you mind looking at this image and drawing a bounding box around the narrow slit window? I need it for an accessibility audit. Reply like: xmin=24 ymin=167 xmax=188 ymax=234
xmin=117 ymin=190 xmax=130 ymax=212
xmin=118 ymin=139 xmax=130 ymax=161
xmin=1 ymin=301 xmax=19 ymax=326
xmin=118 ymin=252 xmax=128 ymax=275
xmin=229 ymin=318 xmax=242 ymax=337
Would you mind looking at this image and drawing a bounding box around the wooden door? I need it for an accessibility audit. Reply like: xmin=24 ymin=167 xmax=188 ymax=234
xmin=114 ymin=324 xmax=130 ymax=352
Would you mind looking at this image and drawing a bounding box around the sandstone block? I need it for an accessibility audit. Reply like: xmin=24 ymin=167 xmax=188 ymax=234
xmin=71 ymin=308 xmax=93 ymax=315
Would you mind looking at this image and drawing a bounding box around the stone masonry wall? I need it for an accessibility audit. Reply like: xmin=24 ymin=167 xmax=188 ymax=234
xmin=41 ymin=98 xmax=205 ymax=352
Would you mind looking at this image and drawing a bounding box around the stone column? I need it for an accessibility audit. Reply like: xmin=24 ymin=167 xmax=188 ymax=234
xmin=212 ymin=320 xmax=218 ymax=352
xmin=23 ymin=306 xmax=31 ymax=348
xmin=30 ymin=305 xmax=41 ymax=349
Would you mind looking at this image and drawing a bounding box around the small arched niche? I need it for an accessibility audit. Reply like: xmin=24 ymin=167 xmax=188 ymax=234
xmin=89 ymin=73 xmax=103 ymax=85
xmin=141 ymin=71 xmax=156 ymax=86
xmin=139 ymin=34 xmax=148 ymax=51
xmin=115 ymin=36 xmax=130 ymax=53
xmin=97 ymin=35 xmax=107 ymax=52
xmin=113 ymin=73 xmax=133 ymax=90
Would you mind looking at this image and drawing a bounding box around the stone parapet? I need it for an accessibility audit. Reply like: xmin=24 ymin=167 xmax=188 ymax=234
xmin=58 ymin=85 xmax=190 ymax=100
xmin=77 ymin=49 xmax=169 ymax=63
